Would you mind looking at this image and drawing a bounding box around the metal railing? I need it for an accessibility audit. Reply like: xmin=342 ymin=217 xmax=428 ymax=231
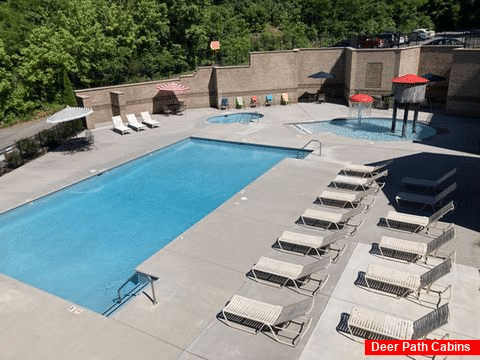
xmin=302 ymin=140 xmax=321 ymax=156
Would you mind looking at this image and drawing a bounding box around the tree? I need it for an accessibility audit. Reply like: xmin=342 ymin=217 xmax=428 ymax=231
xmin=63 ymin=69 xmax=77 ymax=107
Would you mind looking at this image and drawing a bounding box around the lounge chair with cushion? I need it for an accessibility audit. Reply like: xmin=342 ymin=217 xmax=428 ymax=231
xmin=361 ymin=255 xmax=454 ymax=306
xmin=265 ymin=94 xmax=274 ymax=106
xmin=249 ymin=256 xmax=331 ymax=296
xmin=340 ymin=160 xmax=393 ymax=178
xmin=236 ymin=97 xmax=245 ymax=109
xmin=383 ymin=201 xmax=454 ymax=235
xmin=250 ymin=95 xmax=258 ymax=107
xmin=401 ymin=168 xmax=456 ymax=193
xmin=314 ymin=187 xmax=377 ymax=209
xmin=395 ymin=182 xmax=457 ymax=211
xmin=281 ymin=93 xmax=291 ymax=105
xmin=346 ymin=303 xmax=449 ymax=342
xmin=276 ymin=227 xmax=352 ymax=261
xmin=140 ymin=111 xmax=161 ymax=128
xmin=220 ymin=97 xmax=229 ymax=110
xmin=330 ymin=170 xmax=388 ymax=191
xmin=219 ymin=294 xmax=314 ymax=346
xmin=377 ymin=224 xmax=455 ymax=264
xmin=298 ymin=205 xmax=366 ymax=232
xmin=112 ymin=116 xmax=131 ymax=135
xmin=126 ymin=114 xmax=147 ymax=131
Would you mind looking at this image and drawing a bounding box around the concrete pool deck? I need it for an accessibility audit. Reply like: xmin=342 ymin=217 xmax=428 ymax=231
xmin=0 ymin=102 xmax=479 ymax=359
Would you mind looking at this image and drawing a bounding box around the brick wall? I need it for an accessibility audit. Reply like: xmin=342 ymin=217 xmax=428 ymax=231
xmin=75 ymin=46 xmax=479 ymax=128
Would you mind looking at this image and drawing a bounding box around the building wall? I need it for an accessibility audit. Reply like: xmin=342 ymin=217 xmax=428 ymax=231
xmin=446 ymin=49 xmax=480 ymax=118
xmin=75 ymin=46 xmax=479 ymax=128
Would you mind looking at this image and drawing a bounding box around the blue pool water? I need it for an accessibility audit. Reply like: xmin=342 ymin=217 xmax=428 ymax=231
xmin=0 ymin=138 xmax=309 ymax=313
xmin=295 ymin=118 xmax=436 ymax=141
xmin=207 ymin=112 xmax=264 ymax=124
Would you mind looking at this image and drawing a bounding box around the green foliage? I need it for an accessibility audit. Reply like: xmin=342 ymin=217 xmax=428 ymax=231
xmin=5 ymin=151 xmax=22 ymax=169
xmin=63 ymin=70 xmax=77 ymax=107
xmin=0 ymin=0 xmax=474 ymax=123
xmin=16 ymin=137 xmax=40 ymax=160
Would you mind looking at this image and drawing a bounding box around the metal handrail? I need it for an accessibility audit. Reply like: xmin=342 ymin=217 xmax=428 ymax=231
xmin=302 ymin=140 xmax=321 ymax=156
xmin=116 ymin=272 xmax=157 ymax=305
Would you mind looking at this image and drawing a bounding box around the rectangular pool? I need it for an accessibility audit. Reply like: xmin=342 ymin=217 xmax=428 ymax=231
xmin=0 ymin=138 xmax=309 ymax=313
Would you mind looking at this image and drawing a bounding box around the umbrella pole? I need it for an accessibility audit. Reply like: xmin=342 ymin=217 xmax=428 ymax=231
xmin=412 ymin=103 xmax=419 ymax=133
xmin=402 ymin=103 xmax=410 ymax=137
xmin=391 ymin=101 xmax=398 ymax=132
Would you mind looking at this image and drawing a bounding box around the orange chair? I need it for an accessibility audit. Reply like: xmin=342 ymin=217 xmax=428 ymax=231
xmin=281 ymin=93 xmax=291 ymax=105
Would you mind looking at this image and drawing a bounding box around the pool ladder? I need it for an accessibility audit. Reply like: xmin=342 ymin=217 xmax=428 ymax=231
xmin=103 ymin=272 xmax=158 ymax=316
xmin=302 ymin=140 xmax=321 ymax=156
xmin=240 ymin=111 xmax=260 ymax=124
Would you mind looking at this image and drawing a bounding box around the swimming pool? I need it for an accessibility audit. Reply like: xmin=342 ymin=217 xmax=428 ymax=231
xmin=207 ymin=112 xmax=263 ymax=124
xmin=295 ymin=118 xmax=436 ymax=141
xmin=0 ymin=138 xmax=309 ymax=314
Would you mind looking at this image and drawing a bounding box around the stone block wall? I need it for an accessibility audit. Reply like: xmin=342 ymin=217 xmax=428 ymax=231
xmin=75 ymin=46 xmax=479 ymax=128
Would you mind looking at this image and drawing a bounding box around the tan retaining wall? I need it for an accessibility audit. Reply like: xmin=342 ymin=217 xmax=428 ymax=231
xmin=75 ymin=46 xmax=479 ymax=128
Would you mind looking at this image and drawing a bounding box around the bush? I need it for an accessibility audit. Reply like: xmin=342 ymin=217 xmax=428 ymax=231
xmin=38 ymin=128 xmax=61 ymax=149
xmin=5 ymin=151 xmax=22 ymax=168
xmin=16 ymin=137 xmax=40 ymax=160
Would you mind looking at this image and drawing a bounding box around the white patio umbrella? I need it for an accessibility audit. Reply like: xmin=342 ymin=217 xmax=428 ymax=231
xmin=46 ymin=106 xmax=93 ymax=124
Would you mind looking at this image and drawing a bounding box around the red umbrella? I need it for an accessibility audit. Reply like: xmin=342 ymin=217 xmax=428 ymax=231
xmin=391 ymin=74 xmax=429 ymax=84
xmin=156 ymin=82 xmax=190 ymax=94
xmin=349 ymin=94 xmax=374 ymax=103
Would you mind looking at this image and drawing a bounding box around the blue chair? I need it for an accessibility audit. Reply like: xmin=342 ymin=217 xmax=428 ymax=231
xmin=220 ymin=97 xmax=229 ymax=110
xmin=265 ymin=94 xmax=274 ymax=106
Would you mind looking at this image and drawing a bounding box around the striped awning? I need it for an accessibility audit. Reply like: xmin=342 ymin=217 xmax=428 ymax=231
xmin=156 ymin=82 xmax=190 ymax=94
xmin=46 ymin=106 xmax=93 ymax=124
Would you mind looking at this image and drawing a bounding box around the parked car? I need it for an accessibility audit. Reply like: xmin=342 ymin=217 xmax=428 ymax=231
xmin=424 ymin=38 xmax=464 ymax=46
xmin=410 ymin=29 xmax=435 ymax=41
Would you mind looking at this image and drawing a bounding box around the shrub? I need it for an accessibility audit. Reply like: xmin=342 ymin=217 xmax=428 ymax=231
xmin=5 ymin=151 xmax=22 ymax=168
xmin=38 ymin=128 xmax=61 ymax=149
xmin=16 ymin=137 xmax=40 ymax=160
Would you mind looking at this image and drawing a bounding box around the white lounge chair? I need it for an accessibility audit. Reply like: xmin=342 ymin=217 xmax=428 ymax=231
xmin=220 ymin=295 xmax=314 ymax=347
xmin=401 ymin=168 xmax=456 ymax=192
xmin=112 ymin=116 xmax=131 ymax=135
xmin=340 ymin=160 xmax=392 ymax=178
xmin=298 ymin=205 xmax=366 ymax=232
xmin=140 ymin=111 xmax=161 ymax=128
xmin=315 ymin=187 xmax=377 ymax=209
xmin=395 ymin=182 xmax=457 ymax=211
xmin=330 ymin=170 xmax=388 ymax=191
xmin=276 ymin=228 xmax=351 ymax=261
xmin=249 ymin=256 xmax=330 ymax=296
xmin=346 ymin=303 xmax=449 ymax=341
xmin=383 ymin=201 xmax=454 ymax=235
xmin=378 ymin=225 xmax=455 ymax=264
xmin=126 ymin=114 xmax=147 ymax=131
xmin=362 ymin=256 xmax=454 ymax=306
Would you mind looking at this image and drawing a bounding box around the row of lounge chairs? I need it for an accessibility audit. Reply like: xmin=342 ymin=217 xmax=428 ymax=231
xmin=112 ymin=112 xmax=160 ymax=135
xmin=219 ymin=162 xmax=381 ymax=346
xmin=220 ymin=94 xmax=291 ymax=110
xmin=342 ymin=163 xmax=457 ymax=343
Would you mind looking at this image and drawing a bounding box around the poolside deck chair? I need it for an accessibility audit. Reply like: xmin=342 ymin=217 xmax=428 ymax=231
xmin=276 ymin=227 xmax=351 ymax=261
xmin=362 ymin=256 xmax=454 ymax=306
xmin=383 ymin=201 xmax=454 ymax=235
xmin=340 ymin=160 xmax=392 ymax=178
xmin=249 ymin=256 xmax=331 ymax=296
xmin=265 ymin=94 xmax=274 ymax=106
xmin=330 ymin=170 xmax=388 ymax=191
xmin=298 ymin=205 xmax=366 ymax=232
xmin=112 ymin=116 xmax=131 ymax=135
xmin=401 ymin=168 xmax=456 ymax=193
xmin=281 ymin=93 xmax=291 ymax=105
xmin=346 ymin=303 xmax=449 ymax=342
xmin=314 ymin=187 xmax=377 ymax=209
xmin=126 ymin=114 xmax=147 ymax=131
xmin=250 ymin=95 xmax=258 ymax=107
xmin=395 ymin=182 xmax=457 ymax=211
xmin=378 ymin=225 xmax=455 ymax=264
xmin=219 ymin=294 xmax=314 ymax=346
xmin=220 ymin=97 xmax=229 ymax=110
xmin=140 ymin=111 xmax=161 ymax=128
xmin=236 ymin=97 xmax=245 ymax=109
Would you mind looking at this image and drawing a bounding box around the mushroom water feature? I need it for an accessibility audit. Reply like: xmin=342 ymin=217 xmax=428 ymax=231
xmin=348 ymin=94 xmax=374 ymax=123
xmin=390 ymin=74 xmax=429 ymax=137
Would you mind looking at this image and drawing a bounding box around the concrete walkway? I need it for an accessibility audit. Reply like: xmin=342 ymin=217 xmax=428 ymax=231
xmin=0 ymin=103 xmax=479 ymax=360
